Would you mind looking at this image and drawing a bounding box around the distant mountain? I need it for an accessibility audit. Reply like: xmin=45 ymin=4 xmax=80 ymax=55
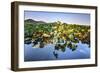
xmin=25 ymin=19 xmax=46 ymax=24
xmin=25 ymin=19 xmax=70 ymax=25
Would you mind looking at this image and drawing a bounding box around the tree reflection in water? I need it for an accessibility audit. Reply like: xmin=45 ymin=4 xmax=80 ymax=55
xmin=24 ymin=21 xmax=90 ymax=59
xmin=29 ymin=34 xmax=90 ymax=59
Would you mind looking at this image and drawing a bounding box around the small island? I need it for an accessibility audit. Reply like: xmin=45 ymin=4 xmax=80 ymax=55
xmin=24 ymin=19 xmax=90 ymax=52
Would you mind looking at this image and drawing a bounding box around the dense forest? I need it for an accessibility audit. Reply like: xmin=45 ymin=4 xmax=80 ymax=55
xmin=24 ymin=19 xmax=90 ymax=52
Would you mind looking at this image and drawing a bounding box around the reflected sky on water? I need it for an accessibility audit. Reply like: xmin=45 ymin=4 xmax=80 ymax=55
xmin=24 ymin=41 xmax=90 ymax=62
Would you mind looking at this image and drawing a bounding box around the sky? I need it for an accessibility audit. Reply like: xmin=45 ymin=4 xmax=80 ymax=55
xmin=24 ymin=11 xmax=90 ymax=25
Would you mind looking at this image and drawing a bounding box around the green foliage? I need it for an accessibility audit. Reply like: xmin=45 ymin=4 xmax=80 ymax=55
xmin=24 ymin=20 xmax=90 ymax=52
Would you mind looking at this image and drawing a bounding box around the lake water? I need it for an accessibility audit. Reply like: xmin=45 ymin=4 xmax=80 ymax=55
xmin=24 ymin=41 xmax=90 ymax=61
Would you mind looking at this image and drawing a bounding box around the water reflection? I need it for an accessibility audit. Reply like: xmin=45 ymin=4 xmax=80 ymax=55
xmin=24 ymin=40 xmax=90 ymax=61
